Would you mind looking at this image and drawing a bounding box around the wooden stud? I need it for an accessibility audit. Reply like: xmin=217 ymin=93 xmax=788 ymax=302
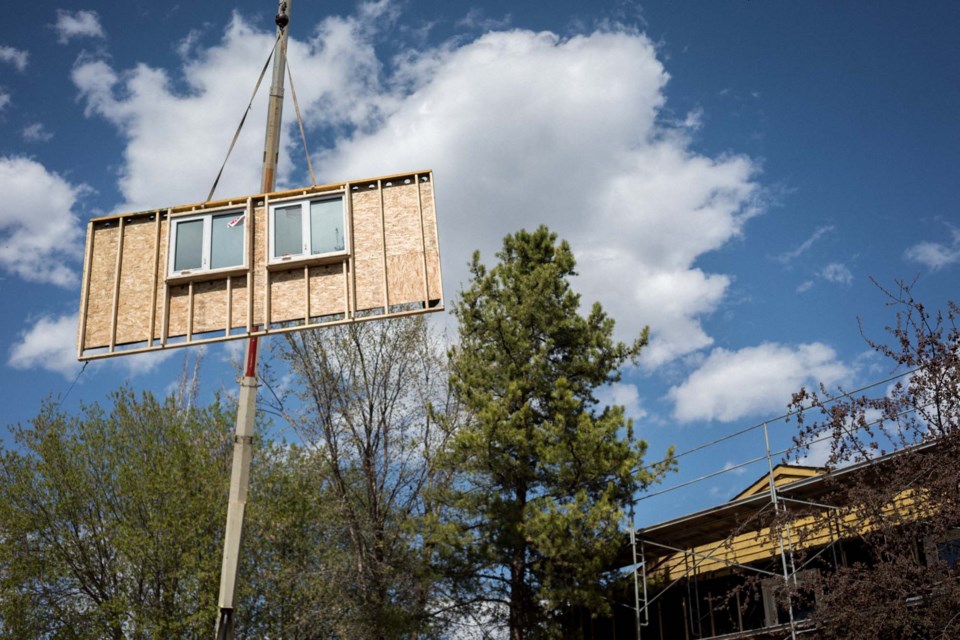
xmin=147 ymin=211 xmax=162 ymax=347
xmin=346 ymin=183 xmax=357 ymax=318
xmin=108 ymin=217 xmax=126 ymax=352
xmin=161 ymin=280 xmax=170 ymax=346
xmin=415 ymin=173 xmax=430 ymax=305
xmin=378 ymin=179 xmax=389 ymax=312
xmin=246 ymin=198 xmax=256 ymax=334
xmin=343 ymin=261 xmax=351 ymax=320
xmin=187 ymin=281 xmax=195 ymax=342
xmin=263 ymin=269 xmax=271 ymax=331
xmin=77 ymin=221 xmax=95 ymax=358
xmin=427 ymin=173 xmax=443 ymax=303
xmin=226 ymin=275 xmax=233 ymax=337
xmin=263 ymin=196 xmax=272 ymax=331
xmin=303 ymin=264 xmax=310 ymax=323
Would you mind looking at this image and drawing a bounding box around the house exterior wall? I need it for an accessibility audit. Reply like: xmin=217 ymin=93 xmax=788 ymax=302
xmin=77 ymin=170 xmax=442 ymax=360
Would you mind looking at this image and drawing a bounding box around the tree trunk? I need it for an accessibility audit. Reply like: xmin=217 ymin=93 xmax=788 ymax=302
xmin=509 ymin=484 xmax=528 ymax=640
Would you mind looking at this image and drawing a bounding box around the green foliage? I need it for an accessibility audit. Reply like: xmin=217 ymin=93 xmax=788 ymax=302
xmin=0 ymin=385 xmax=371 ymax=640
xmin=0 ymin=388 xmax=231 ymax=639
xmin=438 ymin=226 xmax=673 ymax=638
xmin=238 ymin=443 xmax=345 ymax=639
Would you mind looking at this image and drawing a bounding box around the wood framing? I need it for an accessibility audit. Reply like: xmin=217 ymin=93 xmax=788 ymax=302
xmin=77 ymin=170 xmax=443 ymax=360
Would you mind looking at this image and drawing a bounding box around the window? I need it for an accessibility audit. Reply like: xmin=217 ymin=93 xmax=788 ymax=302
xmin=926 ymin=529 xmax=960 ymax=569
xmin=168 ymin=210 xmax=246 ymax=277
xmin=269 ymin=195 xmax=347 ymax=264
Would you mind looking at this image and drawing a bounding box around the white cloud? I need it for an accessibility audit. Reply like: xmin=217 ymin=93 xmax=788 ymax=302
xmin=319 ymin=26 xmax=762 ymax=367
xmin=905 ymin=228 xmax=960 ymax=271
xmin=8 ymin=313 xmax=175 ymax=379
xmin=668 ymin=342 xmax=853 ymax=423
xmin=0 ymin=91 xmax=9 ymax=111
xmin=8 ymin=314 xmax=81 ymax=378
xmin=722 ymin=460 xmax=748 ymax=475
xmin=117 ymin=349 xmax=178 ymax=375
xmin=680 ymin=106 xmax=704 ymax=131
xmin=596 ymin=382 xmax=646 ymax=421
xmin=0 ymin=45 xmax=28 ymax=72
xmin=72 ymin=7 xmax=388 ymax=211
xmin=820 ymin=262 xmax=853 ymax=285
xmin=73 ymin=7 xmax=762 ymax=366
xmin=456 ymin=8 xmax=512 ymax=31
xmin=796 ymin=438 xmax=831 ymax=467
xmin=53 ymin=10 xmax=105 ymax=44
xmin=777 ymin=224 xmax=834 ymax=264
xmin=0 ymin=156 xmax=85 ymax=286
xmin=22 ymin=122 xmax=53 ymax=142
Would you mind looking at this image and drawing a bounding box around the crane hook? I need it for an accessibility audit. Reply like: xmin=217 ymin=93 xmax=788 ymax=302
xmin=275 ymin=1 xmax=289 ymax=29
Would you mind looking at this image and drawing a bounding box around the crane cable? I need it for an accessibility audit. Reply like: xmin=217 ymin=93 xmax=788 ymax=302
xmin=60 ymin=361 xmax=89 ymax=407
xmin=206 ymin=29 xmax=284 ymax=203
xmin=286 ymin=58 xmax=317 ymax=187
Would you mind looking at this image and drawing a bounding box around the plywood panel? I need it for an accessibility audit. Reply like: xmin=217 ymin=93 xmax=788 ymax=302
xmin=383 ymin=182 xmax=426 ymax=306
xmin=84 ymin=223 xmax=119 ymax=348
xmin=166 ymin=284 xmax=192 ymax=338
xmin=351 ymin=188 xmax=386 ymax=311
xmin=383 ymin=182 xmax=424 ymax=256
xmin=426 ymin=250 xmax=442 ymax=302
xmin=308 ymin=263 xmax=347 ymax=317
xmin=419 ymin=180 xmax=443 ymax=301
xmin=230 ymin=277 xmax=249 ymax=330
xmin=192 ymin=280 xmax=229 ymax=335
xmin=115 ymin=217 xmax=157 ymax=345
xmin=386 ymin=254 xmax=425 ymax=305
xmin=270 ymin=268 xmax=306 ymax=325
xmin=420 ymin=180 xmax=438 ymax=254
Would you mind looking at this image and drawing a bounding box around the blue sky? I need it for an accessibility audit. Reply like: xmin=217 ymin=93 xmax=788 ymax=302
xmin=1 ymin=0 xmax=958 ymax=525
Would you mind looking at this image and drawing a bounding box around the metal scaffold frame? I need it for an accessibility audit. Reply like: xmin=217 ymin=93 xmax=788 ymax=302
xmin=623 ymin=422 xmax=865 ymax=640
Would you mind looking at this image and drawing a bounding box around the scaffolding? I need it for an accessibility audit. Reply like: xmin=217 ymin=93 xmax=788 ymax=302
xmin=622 ymin=436 xmax=935 ymax=640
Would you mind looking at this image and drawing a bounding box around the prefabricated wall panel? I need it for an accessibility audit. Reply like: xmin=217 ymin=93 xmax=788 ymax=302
xmin=78 ymin=171 xmax=443 ymax=361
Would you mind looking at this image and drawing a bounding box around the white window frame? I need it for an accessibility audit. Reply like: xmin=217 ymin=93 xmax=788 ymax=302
xmin=167 ymin=209 xmax=247 ymax=278
xmin=268 ymin=194 xmax=348 ymax=265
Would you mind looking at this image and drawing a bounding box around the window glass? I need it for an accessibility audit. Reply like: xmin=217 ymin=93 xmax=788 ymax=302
xmin=210 ymin=213 xmax=244 ymax=270
xmin=938 ymin=539 xmax=960 ymax=568
xmin=174 ymin=219 xmax=204 ymax=271
xmin=274 ymin=205 xmax=303 ymax=258
xmin=310 ymin=199 xmax=345 ymax=255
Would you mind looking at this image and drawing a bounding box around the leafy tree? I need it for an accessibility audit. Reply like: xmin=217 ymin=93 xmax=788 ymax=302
xmin=782 ymin=281 xmax=960 ymax=639
xmin=0 ymin=378 xmax=367 ymax=639
xmin=437 ymin=226 xmax=673 ymax=639
xmin=0 ymin=387 xmax=231 ymax=639
xmin=237 ymin=442 xmax=346 ymax=639
xmin=269 ymin=314 xmax=460 ymax=639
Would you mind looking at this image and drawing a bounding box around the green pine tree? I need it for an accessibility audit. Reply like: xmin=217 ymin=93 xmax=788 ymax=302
xmin=439 ymin=226 xmax=673 ymax=639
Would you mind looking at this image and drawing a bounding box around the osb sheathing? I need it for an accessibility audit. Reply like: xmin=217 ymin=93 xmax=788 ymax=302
xmin=78 ymin=171 xmax=443 ymax=360
xmin=82 ymin=222 xmax=119 ymax=348
xmin=351 ymin=188 xmax=386 ymax=311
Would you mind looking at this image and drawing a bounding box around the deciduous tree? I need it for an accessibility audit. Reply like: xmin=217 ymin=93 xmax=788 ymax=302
xmin=0 ymin=388 xmax=230 ymax=639
xmin=783 ymin=281 xmax=960 ymax=639
xmin=271 ymin=314 xmax=460 ymax=639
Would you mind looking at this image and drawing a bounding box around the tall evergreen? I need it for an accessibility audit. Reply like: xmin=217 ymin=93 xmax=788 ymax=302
xmin=441 ymin=226 xmax=673 ymax=639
